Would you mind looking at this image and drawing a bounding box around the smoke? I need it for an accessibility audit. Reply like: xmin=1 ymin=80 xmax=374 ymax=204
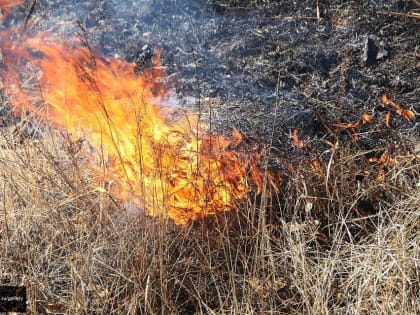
xmin=2 ymin=0 xmax=280 ymax=106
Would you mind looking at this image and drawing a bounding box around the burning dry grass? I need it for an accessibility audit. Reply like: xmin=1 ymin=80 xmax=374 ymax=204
xmin=0 ymin=98 xmax=418 ymax=313
xmin=1 ymin=31 xmax=272 ymax=225
xmin=0 ymin=1 xmax=419 ymax=314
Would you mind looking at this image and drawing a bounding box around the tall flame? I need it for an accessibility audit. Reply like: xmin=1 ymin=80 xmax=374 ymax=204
xmin=1 ymin=30 xmax=265 ymax=224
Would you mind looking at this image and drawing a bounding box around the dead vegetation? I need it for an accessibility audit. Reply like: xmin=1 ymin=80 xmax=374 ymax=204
xmin=0 ymin=91 xmax=418 ymax=314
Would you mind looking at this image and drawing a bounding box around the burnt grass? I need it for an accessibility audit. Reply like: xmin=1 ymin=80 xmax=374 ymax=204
xmin=1 ymin=0 xmax=419 ymax=314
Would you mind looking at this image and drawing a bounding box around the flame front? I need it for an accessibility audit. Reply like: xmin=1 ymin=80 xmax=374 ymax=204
xmin=1 ymin=32 xmax=258 ymax=224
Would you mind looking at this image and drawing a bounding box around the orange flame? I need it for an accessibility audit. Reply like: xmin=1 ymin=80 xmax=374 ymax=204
xmin=381 ymin=92 xmax=415 ymax=121
xmin=362 ymin=112 xmax=373 ymax=124
xmin=292 ymin=129 xmax=304 ymax=149
xmin=332 ymin=121 xmax=359 ymax=129
xmin=384 ymin=111 xmax=391 ymax=127
xmin=1 ymin=32 xmax=269 ymax=224
xmin=0 ymin=0 xmax=24 ymax=21
xmin=369 ymin=150 xmax=396 ymax=182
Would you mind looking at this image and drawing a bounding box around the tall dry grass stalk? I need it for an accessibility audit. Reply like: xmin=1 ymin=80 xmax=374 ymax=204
xmin=0 ymin=94 xmax=419 ymax=314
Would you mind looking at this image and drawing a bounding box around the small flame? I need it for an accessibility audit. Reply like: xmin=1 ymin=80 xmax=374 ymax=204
xmin=362 ymin=112 xmax=373 ymax=124
xmin=369 ymin=150 xmax=396 ymax=182
xmin=292 ymin=129 xmax=304 ymax=149
xmin=381 ymin=92 xmax=415 ymax=121
xmin=384 ymin=111 xmax=391 ymax=127
xmin=332 ymin=121 xmax=359 ymax=140
xmin=332 ymin=122 xmax=359 ymax=129
xmin=0 ymin=0 xmax=23 ymax=21
xmin=1 ymin=31 xmax=269 ymax=224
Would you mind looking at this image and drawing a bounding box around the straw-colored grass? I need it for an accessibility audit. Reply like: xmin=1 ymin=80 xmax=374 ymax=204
xmin=0 ymin=97 xmax=418 ymax=314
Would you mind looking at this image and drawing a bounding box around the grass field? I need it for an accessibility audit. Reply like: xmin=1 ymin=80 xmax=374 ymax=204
xmin=0 ymin=98 xmax=418 ymax=314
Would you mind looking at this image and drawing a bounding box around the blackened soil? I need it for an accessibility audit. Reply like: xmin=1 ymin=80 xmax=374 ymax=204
xmin=3 ymin=0 xmax=419 ymax=138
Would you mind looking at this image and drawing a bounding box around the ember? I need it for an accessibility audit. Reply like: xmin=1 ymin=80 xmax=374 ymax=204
xmin=361 ymin=112 xmax=373 ymax=124
xmin=292 ymin=129 xmax=304 ymax=149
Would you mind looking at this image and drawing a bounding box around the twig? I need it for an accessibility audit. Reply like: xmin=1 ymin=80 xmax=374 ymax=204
xmin=377 ymin=11 xmax=420 ymax=19
xmin=23 ymin=0 xmax=37 ymax=31
xmin=316 ymin=0 xmax=321 ymax=21
xmin=283 ymin=16 xmax=323 ymax=21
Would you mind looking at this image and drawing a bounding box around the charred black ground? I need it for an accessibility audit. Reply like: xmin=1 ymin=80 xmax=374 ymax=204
xmin=2 ymin=1 xmax=419 ymax=130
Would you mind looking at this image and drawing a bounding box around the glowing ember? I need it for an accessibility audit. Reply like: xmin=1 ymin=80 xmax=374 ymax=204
xmin=369 ymin=150 xmax=396 ymax=182
xmin=1 ymin=31 xmax=269 ymax=224
xmin=292 ymin=129 xmax=304 ymax=149
xmin=384 ymin=111 xmax=391 ymax=127
xmin=362 ymin=112 xmax=373 ymax=124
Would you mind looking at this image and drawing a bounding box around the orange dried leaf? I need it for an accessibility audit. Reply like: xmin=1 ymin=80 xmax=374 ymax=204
xmin=292 ymin=129 xmax=304 ymax=149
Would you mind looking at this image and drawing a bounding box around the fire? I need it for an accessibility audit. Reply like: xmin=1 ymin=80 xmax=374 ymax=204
xmin=384 ymin=111 xmax=391 ymax=127
xmin=332 ymin=121 xmax=359 ymax=140
xmin=369 ymin=150 xmax=396 ymax=182
xmin=1 ymin=31 xmax=268 ymax=224
xmin=362 ymin=112 xmax=373 ymax=124
xmin=331 ymin=93 xmax=414 ymax=140
xmin=381 ymin=92 xmax=415 ymax=121
xmin=292 ymin=129 xmax=304 ymax=149
xmin=0 ymin=0 xmax=24 ymax=21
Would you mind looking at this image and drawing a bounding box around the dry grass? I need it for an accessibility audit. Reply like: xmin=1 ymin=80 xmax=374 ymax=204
xmin=0 ymin=91 xmax=418 ymax=315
